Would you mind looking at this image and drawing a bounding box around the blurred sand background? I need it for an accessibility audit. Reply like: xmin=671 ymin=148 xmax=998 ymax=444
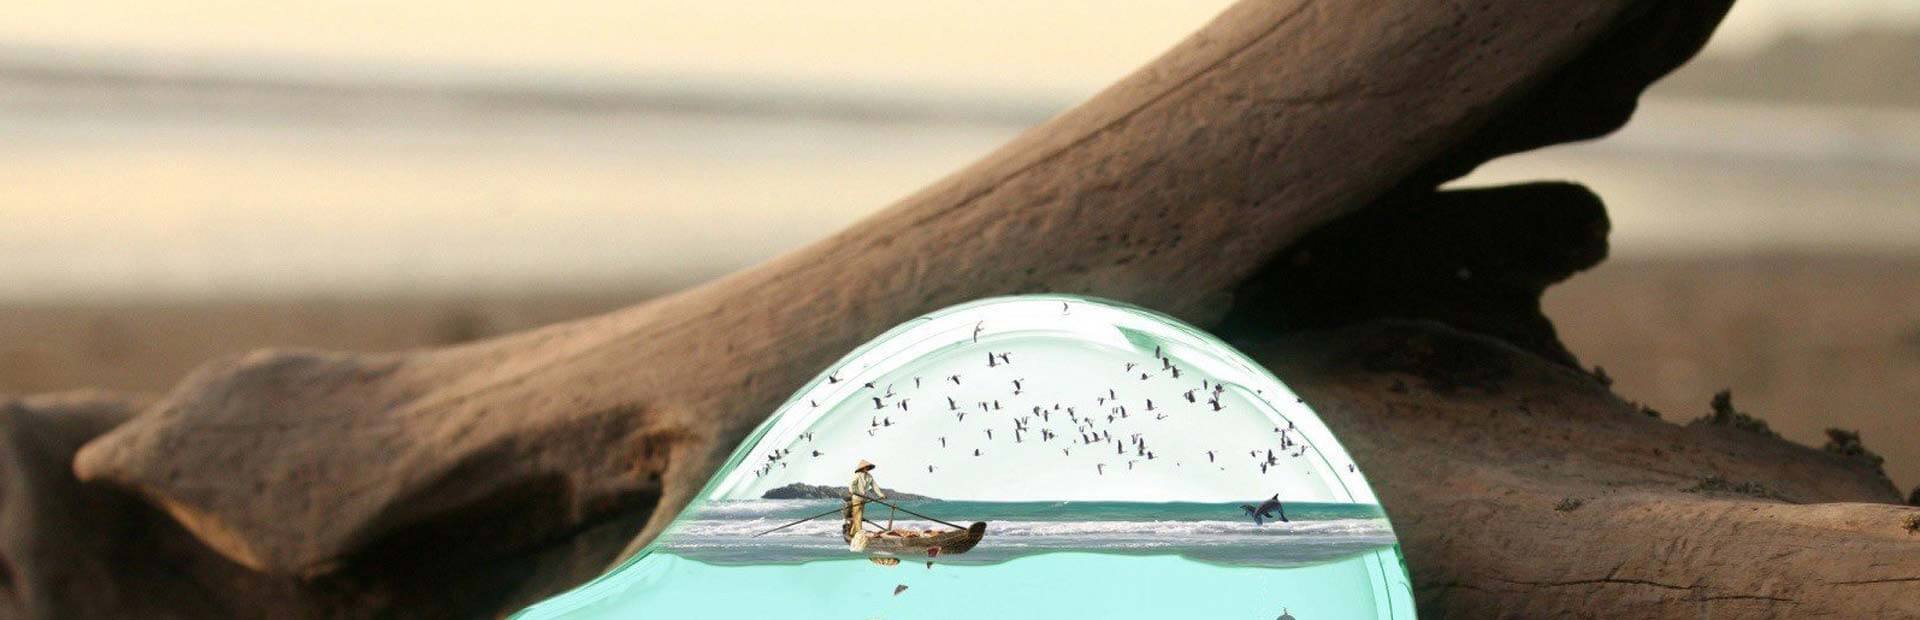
xmin=2 ymin=1 xmax=1916 ymax=491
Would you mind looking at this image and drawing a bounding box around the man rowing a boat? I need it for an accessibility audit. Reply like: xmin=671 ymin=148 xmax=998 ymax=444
xmin=845 ymin=460 xmax=885 ymax=550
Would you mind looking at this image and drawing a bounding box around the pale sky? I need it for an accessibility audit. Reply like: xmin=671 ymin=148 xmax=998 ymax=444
xmin=5 ymin=0 xmax=1916 ymax=95
xmin=3 ymin=1 xmax=1917 ymax=300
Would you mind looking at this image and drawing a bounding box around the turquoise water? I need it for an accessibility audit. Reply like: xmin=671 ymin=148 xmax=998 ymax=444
xmin=518 ymin=548 xmax=1413 ymax=619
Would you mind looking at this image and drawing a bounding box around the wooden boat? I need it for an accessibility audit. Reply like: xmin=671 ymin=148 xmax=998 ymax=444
xmin=847 ymin=521 xmax=987 ymax=556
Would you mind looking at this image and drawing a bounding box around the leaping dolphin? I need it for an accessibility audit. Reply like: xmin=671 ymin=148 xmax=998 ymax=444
xmin=1240 ymin=494 xmax=1289 ymax=526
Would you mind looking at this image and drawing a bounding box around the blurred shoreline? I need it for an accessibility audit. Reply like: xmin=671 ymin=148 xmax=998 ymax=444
xmin=3 ymin=29 xmax=1915 ymax=492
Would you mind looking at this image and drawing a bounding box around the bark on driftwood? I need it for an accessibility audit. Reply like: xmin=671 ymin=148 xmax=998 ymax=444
xmin=0 ymin=0 xmax=1905 ymax=617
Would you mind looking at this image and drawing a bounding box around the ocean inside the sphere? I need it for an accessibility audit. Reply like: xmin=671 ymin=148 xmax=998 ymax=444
xmin=515 ymin=295 xmax=1416 ymax=619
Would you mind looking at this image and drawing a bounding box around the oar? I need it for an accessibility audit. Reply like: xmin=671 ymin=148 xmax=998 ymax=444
xmin=752 ymin=505 xmax=850 ymax=538
xmin=853 ymin=492 xmax=968 ymax=530
xmin=751 ymin=498 xmax=899 ymax=537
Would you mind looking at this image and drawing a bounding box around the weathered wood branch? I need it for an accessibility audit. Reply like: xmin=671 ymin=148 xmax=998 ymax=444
xmin=0 ymin=0 xmax=1906 ymax=617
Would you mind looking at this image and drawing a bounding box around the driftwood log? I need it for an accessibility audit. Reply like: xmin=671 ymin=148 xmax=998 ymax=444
xmin=0 ymin=0 xmax=1911 ymax=617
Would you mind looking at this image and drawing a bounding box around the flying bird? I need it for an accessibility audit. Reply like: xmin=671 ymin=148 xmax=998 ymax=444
xmin=1240 ymin=494 xmax=1290 ymax=526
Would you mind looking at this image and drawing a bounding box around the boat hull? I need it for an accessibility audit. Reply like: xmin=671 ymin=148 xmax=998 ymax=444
xmin=849 ymin=521 xmax=988 ymax=556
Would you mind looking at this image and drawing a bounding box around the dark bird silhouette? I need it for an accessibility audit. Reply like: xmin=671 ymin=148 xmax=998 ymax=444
xmin=974 ymin=449 xmax=981 ymax=457
xmin=1240 ymin=494 xmax=1289 ymax=526
xmin=1184 ymin=390 xmax=1197 ymax=403
xmin=812 ymin=450 xmax=823 ymax=457
xmin=938 ymin=437 xmax=947 ymax=447
xmin=828 ymin=374 xmax=842 ymax=384
xmin=972 ymin=322 xmax=983 ymax=343
xmin=873 ymin=397 xmax=885 ymax=410
xmin=948 ymin=397 xmax=958 ymax=410
xmin=948 ymin=374 xmax=962 ymax=385
xmin=1207 ymin=450 xmax=1216 ymax=463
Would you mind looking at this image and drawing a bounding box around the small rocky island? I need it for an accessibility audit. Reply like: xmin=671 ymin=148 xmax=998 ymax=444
xmin=761 ymin=483 xmax=932 ymax=500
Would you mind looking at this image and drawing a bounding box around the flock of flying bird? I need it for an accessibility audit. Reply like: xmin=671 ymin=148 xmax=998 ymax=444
xmin=748 ymin=326 xmax=1356 ymax=484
